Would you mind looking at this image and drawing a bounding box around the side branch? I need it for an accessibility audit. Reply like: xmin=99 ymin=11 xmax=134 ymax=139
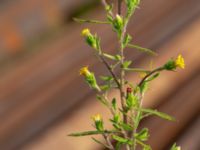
xmin=99 ymin=54 xmax=121 ymax=88
xmin=101 ymin=0 xmax=114 ymax=17
xmin=138 ymin=67 xmax=164 ymax=87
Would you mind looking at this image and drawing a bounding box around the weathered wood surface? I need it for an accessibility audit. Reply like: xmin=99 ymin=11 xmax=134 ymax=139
xmin=0 ymin=0 xmax=200 ymax=150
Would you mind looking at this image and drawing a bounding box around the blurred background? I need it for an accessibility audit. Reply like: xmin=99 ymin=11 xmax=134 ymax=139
xmin=0 ymin=0 xmax=200 ymax=150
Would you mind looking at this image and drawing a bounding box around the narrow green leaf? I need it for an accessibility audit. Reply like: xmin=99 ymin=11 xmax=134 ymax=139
xmin=122 ymin=60 xmax=132 ymax=69
xmin=136 ymin=139 xmax=152 ymax=150
xmin=145 ymin=73 xmax=160 ymax=82
xmin=140 ymin=108 xmax=176 ymax=121
xmin=120 ymin=122 xmax=133 ymax=131
xmin=115 ymin=142 xmax=123 ymax=150
xmin=114 ymin=55 xmax=122 ymax=61
xmin=123 ymin=34 xmax=132 ymax=48
xmin=73 ymin=18 xmax=110 ymax=24
xmin=140 ymin=82 xmax=149 ymax=94
xmin=124 ymin=68 xmax=150 ymax=73
xmin=100 ymin=76 xmax=114 ymax=82
xmin=68 ymin=130 xmax=117 ymax=137
xmin=96 ymin=95 xmax=109 ymax=106
xmin=100 ymin=85 xmax=111 ymax=91
xmin=112 ymin=98 xmax=117 ymax=110
xmin=134 ymin=110 xmax=142 ymax=129
xmin=127 ymin=43 xmax=157 ymax=56
xmin=112 ymin=135 xmax=132 ymax=145
xmin=103 ymin=53 xmax=121 ymax=61
xmin=135 ymin=128 xmax=149 ymax=141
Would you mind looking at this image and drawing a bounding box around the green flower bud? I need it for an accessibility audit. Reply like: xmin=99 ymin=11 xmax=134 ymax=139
xmin=113 ymin=14 xmax=124 ymax=36
xmin=164 ymin=54 xmax=185 ymax=71
xmin=92 ymin=114 xmax=104 ymax=131
xmin=126 ymin=87 xmax=139 ymax=108
xmin=170 ymin=143 xmax=181 ymax=150
xmin=80 ymin=66 xmax=101 ymax=91
xmin=164 ymin=59 xmax=176 ymax=70
xmin=81 ymin=28 xmax=98 ymax=49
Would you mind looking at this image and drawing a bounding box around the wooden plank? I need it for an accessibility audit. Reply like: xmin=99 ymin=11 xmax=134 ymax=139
xmin=176 ymin=117 xmax=200 ymax=150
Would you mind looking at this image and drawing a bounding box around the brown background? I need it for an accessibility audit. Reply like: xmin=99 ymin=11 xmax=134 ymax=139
xmin=0 ymin=0 xmax=199 ymax=150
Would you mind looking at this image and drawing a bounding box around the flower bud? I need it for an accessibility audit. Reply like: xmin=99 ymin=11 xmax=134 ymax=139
xmin=81 ymin=28 xmax=90 ymax=37
xmin=127 ymin=87 xmax=132 ymax=94
xmin=177 ymin=147 xmax=181 ymax=150
xmin=80 ymin=66 xmax=101 ymax=91
xmin=81 ymin=28 xmax=98 ymax=49
xmin=80 ymin=66 xmax=91 ymax=76
xmin=170 ymin=143 xmax=181 ymax=150
xmin=92 ymin=114 xmax=104 ymax=131
xmin=116 ymin=14 xmax=123 ymax=26
xmin=164 ymin=59 xmax=176 ymax=70
xmin=113 ymin=14 xmax=124 ymax=36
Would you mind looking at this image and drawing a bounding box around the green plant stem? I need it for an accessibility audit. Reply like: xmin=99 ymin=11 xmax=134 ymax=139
xmin=118 ymin=1 xmax=131 ymax=150
xmin=101 ymin=0 xmax=113 ymax=17
xmin=103 ymin=134 xmax=115 ymax=150
xmin=130 ymin=67 xmax=165 ymax=150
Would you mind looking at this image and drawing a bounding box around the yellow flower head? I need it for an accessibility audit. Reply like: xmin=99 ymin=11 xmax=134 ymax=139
xmin=177 ymin=146 xmax=181 ymax=150
xmin=175 ymin=54 xmax=185 ymax=69
xmin=79 ymin=66 xmax=90 ymax=76
xmin=92 ymin=114 xmax=102 ymax=122
xmin=81 ymin=28 xmax=90 ymax=37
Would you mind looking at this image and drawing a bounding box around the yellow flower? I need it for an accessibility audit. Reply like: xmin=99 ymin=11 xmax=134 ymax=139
xmin=177 ymin=146 xmax=181 ymax=150
xmin=79 ymin=66 xmax=90 ymax=76
xmin=175 ymin=54 xmax=185 ymax=69
xmin=92 ymin=114 xmax=102 ymax=122
xmin=81 ymin=28 xmax=90 ymax=36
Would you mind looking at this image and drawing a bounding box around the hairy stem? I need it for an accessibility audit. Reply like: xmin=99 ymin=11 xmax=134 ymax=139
xmin=118 ymin=1 xmax=131 ymax=150
xmin=103 ymin=134 xmax=114 ymax=150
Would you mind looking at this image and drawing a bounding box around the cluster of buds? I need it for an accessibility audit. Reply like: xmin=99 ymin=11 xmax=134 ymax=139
xmin=81 ymin=28 xmax=99 ymax=49
xmin=164 ymin=54 xmax=185 ymax=71
xmin=126 ymin=87 xmax=139 ymax=109
xmin=92 ymin=114 xmax=104 ymax=131
xmin=80 ymin=66 xmax=101 ymax=92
